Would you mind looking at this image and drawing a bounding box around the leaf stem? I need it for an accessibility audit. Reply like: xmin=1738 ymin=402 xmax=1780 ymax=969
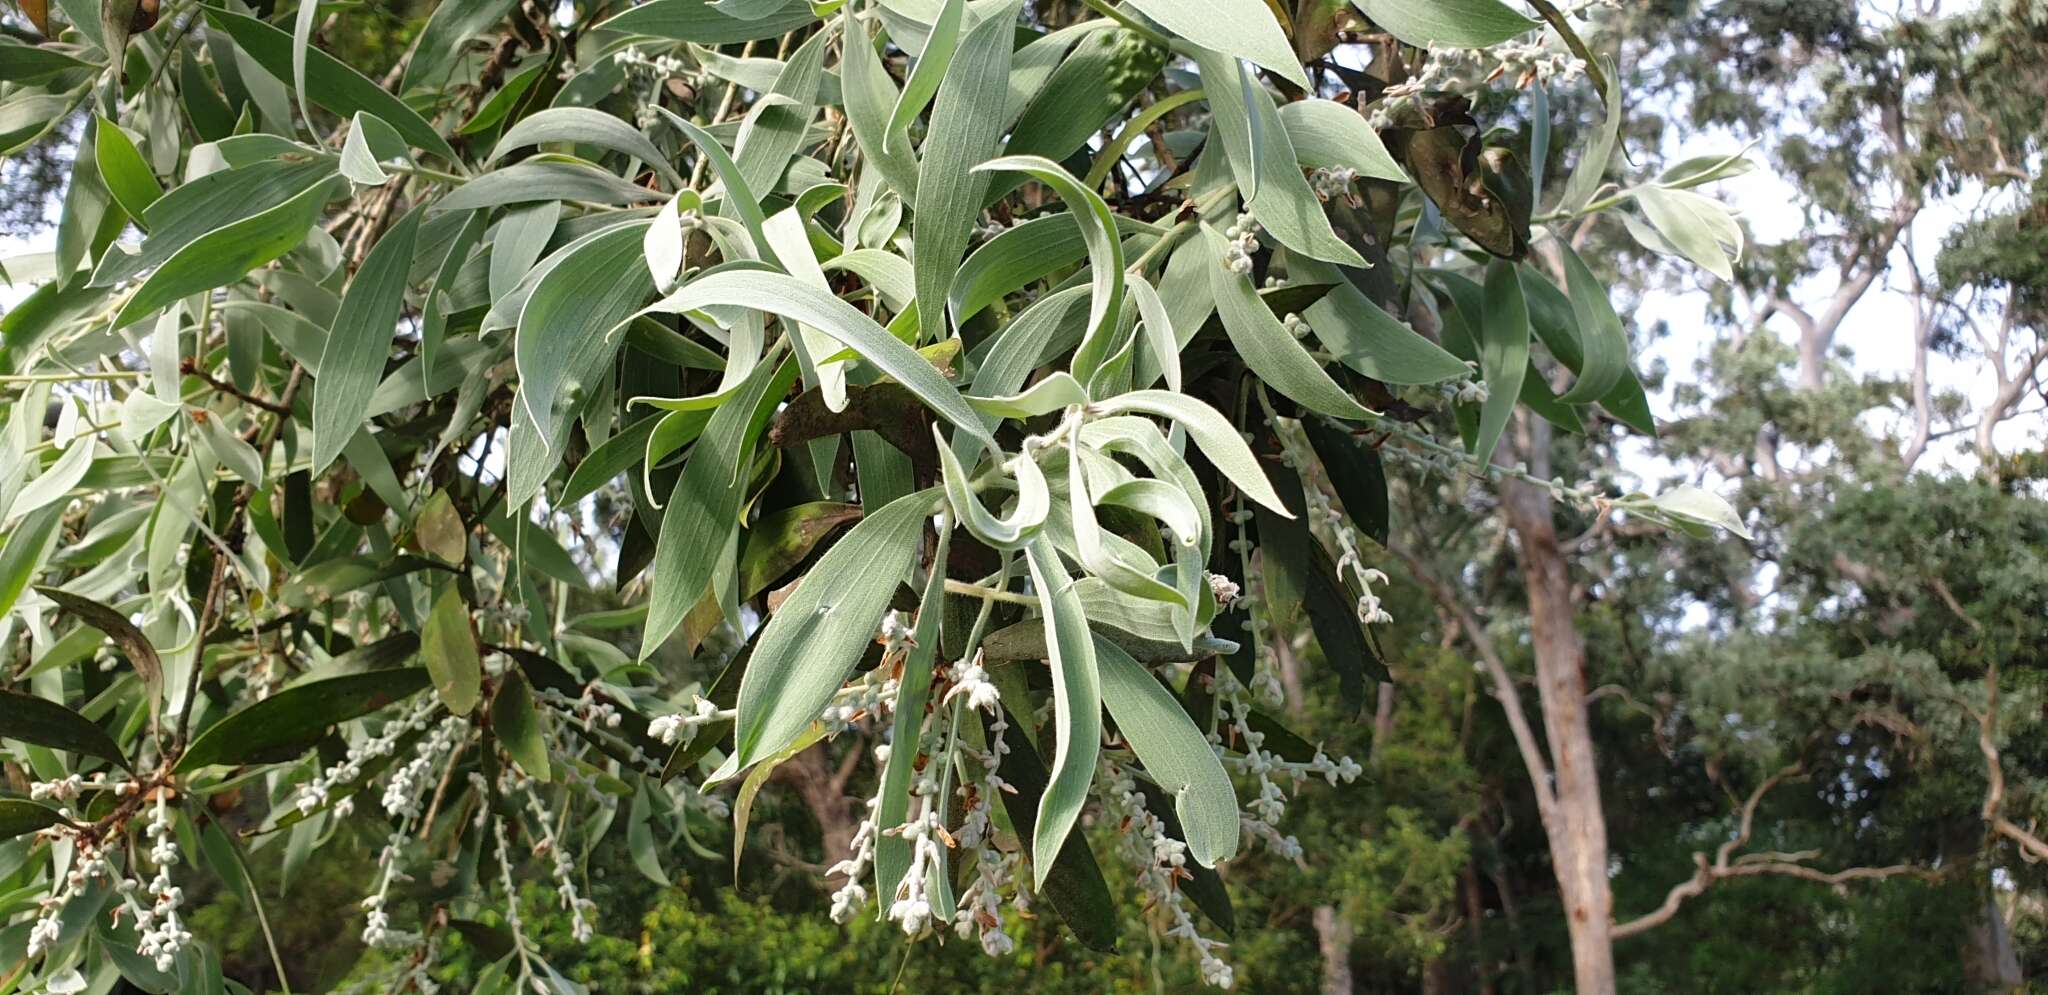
xmin=1084 ymin=87 xmax=1205 ymax=192
xmin=1081 ymin=0 xmax=1173 ymax=50
xmin=1523 ymin=0 xmax=1610 ymax=106
xmin=0 ymin=371 xmax=145 ymax=383
xmin=942 ymin=578 xmax=1039 ymax=607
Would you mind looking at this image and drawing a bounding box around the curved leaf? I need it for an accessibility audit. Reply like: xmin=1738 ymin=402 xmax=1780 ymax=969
xmin=490 ymin=107 xmax=686 ymax=189
xmin=913 ymin=0 xmax=1022 ymax=338
xmin=1096 ymin=637 xmax=1239 ymax=866
xmin=1025 ymin=533 xmax=1101 ymax=886
xmin=1093 ymin=390 xmax=1291 ymax=518
xmin=650 ymin=270 xmax=995 ymax=448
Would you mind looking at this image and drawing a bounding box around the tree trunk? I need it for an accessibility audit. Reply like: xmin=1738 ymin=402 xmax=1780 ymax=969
xmin=1314 ymin=905 xmax=1355 ymax=995
xmin=1498 ymin=419 xmax=1617 ymax=995
xmin=1464 ymin=860 xmax=1499 ymax=995
xmin=1961 ymin=891 xmax=2023 ymax=992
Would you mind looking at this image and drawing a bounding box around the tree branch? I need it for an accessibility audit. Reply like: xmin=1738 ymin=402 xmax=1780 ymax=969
xmin=1391 ymin=545 xmax=1559 ymax=826
xmin=1613 ymin=762 xmax=1935 ymax=938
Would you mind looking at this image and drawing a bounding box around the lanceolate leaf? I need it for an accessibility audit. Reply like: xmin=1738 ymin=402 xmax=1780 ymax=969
xmin=1473 ymin=261 xmax=1531 ymax=469
xmin=513 ymin=221 xmax=656 ymax=469
xmin=205 ymin=7 xmax=460 ymax=162
xmin=912 ymin=0 xmax=1022 ymax=339
xmin=1191 ymin=47 xmax=1366 ymax=268
xmin=1553 ymin=241 xmax=1631 ymax=404
xmin=110 ymin=169 xmax=340 ymax=327
xmin=0 ymin=689 xmax=129 ymax=769
xmin=651 ymin=270 xmax=996 ymax=448
xmin=1095 ymin=637 xmax=1239 ymax=866
xmin=176 ymin=669 xmax=434 ymax=773
xmin=714 ymin=488 xmax=935 ymax=780
xmin=1125 ymin=0 xmax=1309 ymax=89
xmin=1204 ymin=226 xmax=1374 ymax=420
xmin=975 ymin=155 xmax=1122 ymax=387
xmin=840 ymin=8 xmax=921 ymax=199
xmin=1276 ymin=99 xmax=1406 ymax=182
xmin=489 ymin=108 xmax=687 ymax=189
xmin=642 ymin=357 xmax=800 ymax=658
xmin=1025 ymin=533 xmax=1101 ymax=886
xmin=491 ymin=669 xmax=550 ymax=781
xmin=35 ymin=587 xmax=164 ymax=725
xmin=92 ymin=115 xmax=162 ymax=220
xmin=885 ymin=0 xmax=965 ymax=153
xmin=596 ymin=0 xmax=820 ymax=42
xmin=1349 ymin=0 xmax=1539 ymax=48
xmin=403 ymin=0 xmax=521 ymax=93
xmin=1094 ymin=391 xmax=1292 ymax=518
xmin=313 ymin=207 xmax=421 ymax=474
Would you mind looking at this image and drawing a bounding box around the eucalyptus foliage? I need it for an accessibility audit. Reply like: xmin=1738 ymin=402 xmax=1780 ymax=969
xmin=0 ymin=0 xmax=1748 ymax=991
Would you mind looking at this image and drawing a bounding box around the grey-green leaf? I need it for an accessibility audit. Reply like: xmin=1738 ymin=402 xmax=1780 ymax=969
xmin=1349 ymin=0 xmax=1538 ymax=48
xmin=1191 ymin=47 xmax=1366 ymax=267
xmin=313 ymin=207 xmax=421 ymax=474
xmin=1025 ymin=533 xmax=1102 ymax=887
xmin=1552 ymin=241 xmax=1630 ymax=404
xmin=490 ymin=108 xmax=687 ymax=189
xmin=1125 ymin=0 xmax=1308 ymax=89
xmin=1095 ymin=637 xmax=1239 ymax=866
xmin=913 ymin=0 xmax=1023 ymax=338
xmin=650 ymin=270 xmax=996 ymax=449
xmin=1204 ymin=226 xmax=1374 ymax=420
xmin=714 ymin=488 xmax=934 ymax=780
xmin=1094 ymin=391 xmax=1292 ymax=518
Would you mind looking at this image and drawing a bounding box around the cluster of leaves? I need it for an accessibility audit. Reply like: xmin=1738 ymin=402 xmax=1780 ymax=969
xmin=0 ymin=0 xmax=1750 ymax=991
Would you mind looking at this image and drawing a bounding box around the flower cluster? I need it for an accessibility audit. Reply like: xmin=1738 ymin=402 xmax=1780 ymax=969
xmin=1100 ymin=759 xmax=1235 ymax=989
xmin=297 ymin=696 xmax=440 ymax=816
xmin=381 ymin=714 xmax=469 ymax=821
xmin=1309 ymin=165 xmax=1361 ymax=205
xmin=521 ymin=777 xmax=598 ymax=943
xmin=948 ymin=708 xmax=1022 ymax=956
xmin=1220 ymin=213 xmax=1261 ymax=275
xmin=941 ymin=652 xmax=1001 ymax=713
xmin=648 ymin=694 xmax=729 ymax=746
xmin=133 ymin=793 xmax=192 ymax=971
xmin=1211 ymin=672 xmax=1363 ymax=862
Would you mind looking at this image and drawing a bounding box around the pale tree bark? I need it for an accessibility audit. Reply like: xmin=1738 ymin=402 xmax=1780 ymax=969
xmin=1397 ymin=409 xmax=1619 ymax=993
xmin=1313 ymin=905 xmax=1355 ymax=995
xmin=1772 ymin=100 xmax=1922 ymax=392
xmin=1966 ymin=291 xmax=2048 ymax=475
xmin=1495 ymin=461 xmax=1616 ymax=994
xmin=1898 ymin=234 xmax=1940 ymax=470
